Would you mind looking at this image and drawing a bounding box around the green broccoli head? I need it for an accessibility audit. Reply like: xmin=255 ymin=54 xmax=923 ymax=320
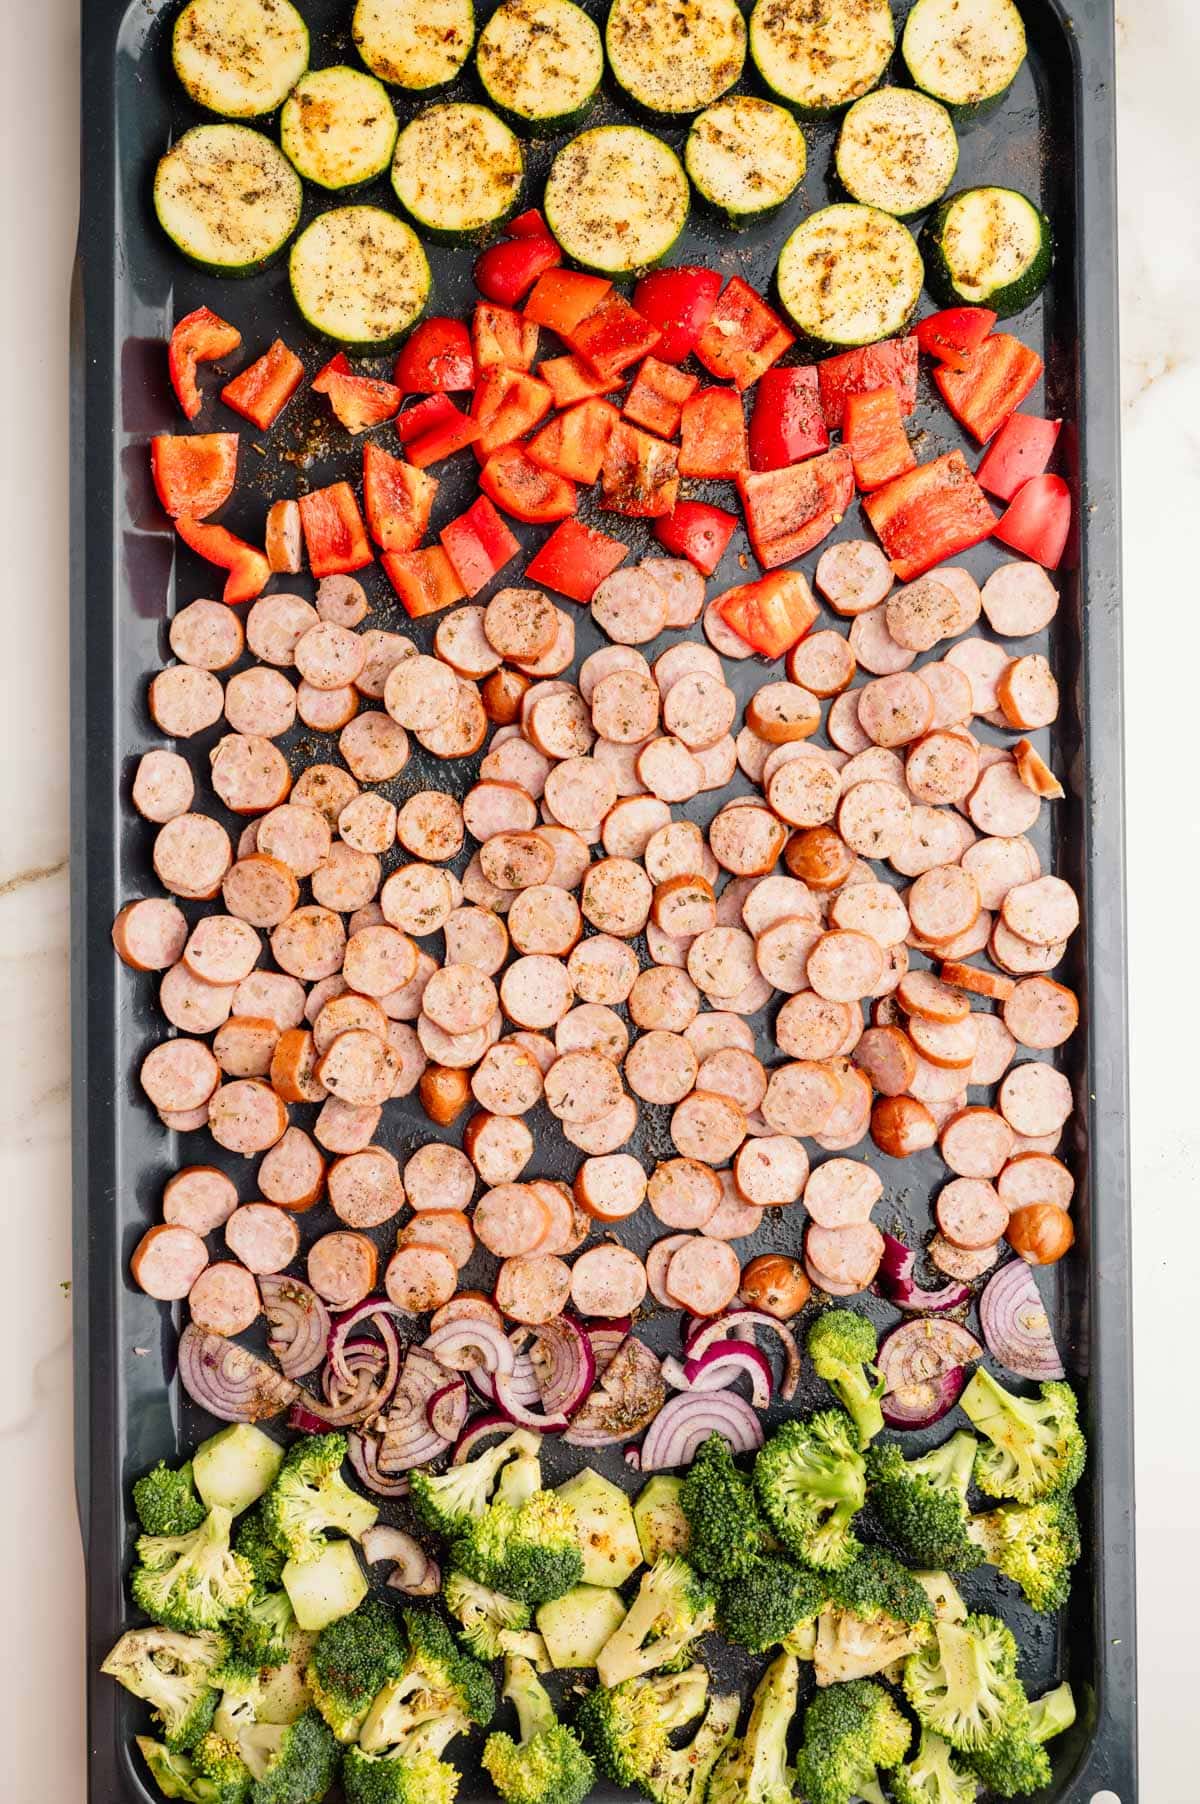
xmin=577 ymin=1665 xmax=711 ymax=1788
xmin=103 ymin=1626 xmax=228 ymax=1751
xmin=136 ymin=1732 xmax=252 ymax=1804
xmin=358 ymin=1608 xmax=495 ymax=1754
xmin=903 ymin=1613 xmax=1026 ymax=1753
xmin=306 ymin=1598 xmax=406 ymax=1742
xmin=482 ymin=1654 xmax=595 ymax=1804
xmin=679 ymin=1433 xmax=769 ymax=1581
xmin=967 ymin=1492 xmax=1081 ymax=1613
xmin=594 ymin=1556 xmax=716 ymax=1687
xmin=828 ymin=1547 xmax=937 ymax=1626
xmin=753 ymin=1411 xmax=866 ymax=1571
xmin=810 ymin=1548 xmax=938 ymax=1685
xmin=792 ymin=1677 xmax=911 ymax=1804
xmin=135 ymin=1460 xmax=208 ymax=1538
xmin=890 ymin=1728 xmax=979 ymax=1804
xmin=342 ymin=1745 xmax=460 ymax=1804
xmin=706 ymin=1651 xmax=798 ymax=1804
xmin=450 ymin=1489 xmax=583 ymax=1605
xmin=260 ymin=1434 xmax=379 ymax=1566
xmin=227 ymin=1589 xmax=296 ymax=1670
xmin=234 ymin=1505 xmax=287 ymax=1591
xmin=866 ymin=1432 xmax=985 ymax=1571
xmin=231 ymin=1707 xmax=341 ymax=1802
xmin=131 ymin=1507 xmax=255 ymax=1635
xmin=960 ymin=1372 xmax=1086 ymax=1504
xmin=409 ymin=1431 xmax=540 ymax=1537
xmin=717 ymin=1555 xmax=830 ymax=1655
xmin=963 ymin=1680 xmax=1076 ymax=1800
xmin=807 ymin=1310 xmax=887 ymax=1448
xmin=442 ymin=1570 xmax=531 ymax=1660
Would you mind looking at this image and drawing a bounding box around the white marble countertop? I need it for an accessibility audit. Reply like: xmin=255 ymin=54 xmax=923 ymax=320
xmin=0 ymin=0 xmax=1194 ymax=1796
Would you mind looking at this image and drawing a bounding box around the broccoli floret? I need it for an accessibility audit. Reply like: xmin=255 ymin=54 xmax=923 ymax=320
xmin=135 ymin=1460 xmax=208 ymax=1537
xmin=967 ymin=1491 xmax=1081 ymax=1613
xmin=306 ymin=1598 xmax=405 ymax=1743
xmin=137 ymin=1733 xmax=252 ymax=1804
xmin=103 ymin=1626 xmax=228 ymax=1751
xmin=679 ymin=1433 xmax=769 ymax=1580
xmin=959 ymin=1371 xmax=1086 ymax=1503
xmin=792 ymin=1678 xmax=911 ymax=1804
xmin=903 ymin=1613 xmax=1026 ymax=1753
xmin=811 ymin=1548 xmax=937 ymax=1685
xmin=230 ymin=1707 xmax=340 ymax=1802
xmin=578 ymin=1666 xmax=737 ymax=1804
xmin=409 ymin=1430 xmax=539 ymax=1538
xmin=866 ymin=1432 xmax=984 ymax=1571
xmin=450 ymin=1488 xmax=583 ymax=1605
xmin=228 ymin=1590 xmax=296 ymax=1669
xmin=483 ymin=1654 xmax=595 ymax=1804
xmin=594 ymin=1556 xmax=716 ymax=1687
xmin=1029 ymin=1681 xmax=1076 ymax=1744
xmin=442 ymin=1569 xmax=531 ymax=1659
xmin=261 ymin=1434 xmax=378 ymax=1566
xmin=753 ymin=1411 xmax=866 ymax=1571
xmin=807 ymin=1311 xmax=887 ymax=1449
xmin=962 ymin=1680 xmax=1076 ymax=1800
xmin=358 ymin=1607 xmax=494 ymax=1753
xmin=891 ymin=1728 xmax=979 ymax=1804
xmin=342 ymin=1745 xmax=460 ymax=1804
xmin=717 ymin=1555 xmax=831 ymax=1656
xmin=706 ymin=1651 xmax=798 ymax=1804
xmin=235 ymin=1507 xmax=287 ymax=1591
xmin=132 ymin=1506 xmax=255 ymax=1635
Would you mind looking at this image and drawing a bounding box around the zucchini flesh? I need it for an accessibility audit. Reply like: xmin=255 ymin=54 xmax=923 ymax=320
xmin=606 ymin=0 xmax=746 ymax=115
xmin=902 ymin=0 xmax=1026 ymax=111
xmin=686 ymin=97 xmax=807 ymax=222
xmin=353 ymin=0 xmax=475 ymax=90
xmin=280 ymin=67 xmax=398 ymax=190
xmin=391 ymin=104 xmax=524 ymax=237
xmin=836 ymin=87 xmax=958 ymax=217
xmin=477 ymin=0 xmax=603 ymax=132
xmin=925 ymin=186 xmax=1051 ymax=315
xmin=544 ymin=126 xmax=689 ymax=273
xmin=749 ymin=0 xmax=893 ymax=117
xmin=154 ymin=125 xmax=302 ymax=275
xmin=777 ymin=203 xmax=923 ymax=346
xmin=172 ymin=0 xmax=309 ymax=118
xmin=289 ymin=206 xmax=431 ymax=347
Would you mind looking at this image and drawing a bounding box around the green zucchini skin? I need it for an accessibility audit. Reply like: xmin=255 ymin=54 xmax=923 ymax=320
xmin=902 ymin=0 xmax=1027 ymax=124
xmin=171 ymin=0 xmax=309 ymax=118
xmin=280 ymin=67 xmax=399 ymax=190
xmin=289 ymin=206 xmax=432 ymax=349
xmin=605 ymin=0 xmax=746 ymax=117
xmin=835 ymin=87 xmax=958 ymax=218
xmin=390 ymin=104 xmax=524 ymax=243
xmin=685 ymin=97 xmax=807 ymax=227
xmin=749 ymin=0 xmax=894 ymax=121
xmin=352 ymin=0 xmax=476 ymax=90
xmin=922 ymin=186 xmax=1052 ymax=316
xmin=544 ymin=126 xmax=690 ymax=274
xmin=476 ymin=0 xmax=603 ymax=136
xmin=153 ymin=124 xmax=303 ymax=277
xmin=776 ymin=202 xmax=924 ymax=348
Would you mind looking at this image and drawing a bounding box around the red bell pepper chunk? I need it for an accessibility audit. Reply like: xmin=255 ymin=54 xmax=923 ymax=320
xmin=363 ymin=442 xmax=438 ymax=553
xmin=439 ymin=495 xmax=521 ymax=595
xmin=393 ymin=317 xmax=477 ymax=394
xmin=934 ymin=333 xmax=1044 ymax=443
xmin=633 ymin=266 xmax=723 ymax=365
xmin=527 ymin=398 xmax=619 ymax=485
xmin=816 ymin=336 xmax=918 ymax=431
xmin=473 ymin=303 xmax=539 ymax=373
xmin=470 ymin=368 xmax=554 ymax=459
xmin=395 ymin=393 xmax=460 ymax=444
xmin=695 ymin=278 xmax=794 ymax=391
xmin=174 ymin=516 xmax=270 ymax=606
xmin=403 ymin=400 xmax=482 ymax=468
xmin=524 ymin=269 xmax=612 ymax=337
xmin=678 ymin=387 xmax=748 ymax=480
xmin=915 ymin=307 xmax=998 ymax=372
xmin=712 ymin=571 xmax=819 ymax=660
xmin=843 ymin=387 xmax=917 ymax=492
xmin=382 ymin=546 xmax=467 ymax=618
xmin=539 ymin=355 xmax=621 ymax=409
xmin=506 ymin=208 xmax=551 ymax=239
xmin=653 ymin=500 xmax=738 ymax=577
xmin=311 ymin=351 xmax=351 ymax=391
xmin=623 ymin=357 xmax=699 ymax=439
xmin=474 ymin=234 xmax=562 ymax=309
xmin=479 ymin=446 xmax=577 ymax=524
xmin=862 ymin=451 xmax=998 ymax=582
xmin=220 ymin=339 xmax=305 ymax=431
xmin=320 ymin=370 xmax=403 ymax=434
xmin=748 ymin=366 xmax=827 ymax=472
xmin=297 ymin=482 xmax=373 ymax=578
xmin=524 ymin=519 xmax=629 ymax=604
xmin=150 ymin=433 xmax=239 ymax=519
xmin=600 ymin=422 xmax=680 ymax=519
xmin=993 ymin=473 xmax=1071 ymax=569
xmin=168 ymin=307 xmax=242 ymax=422
xmin=568 ymin=294 xmax=661 ymax=382
xmin=738 ymin=447 xmax=855 ymax=570
xmin=975 ymin=412 xmax=1062 ymax=501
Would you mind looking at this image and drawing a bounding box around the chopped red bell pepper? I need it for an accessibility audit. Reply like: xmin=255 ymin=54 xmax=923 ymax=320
xmin=539 ymin=355 xmax=621 ymax=409
xmin=174 ymin=515 xmax=270 ymax=605
xmin=479 ymin=446 xmax=577 ymax=523
xmin=527 ymin=398 xmax=619 ymax=485
xmin=568 ymin=294 xmax=661 ymax=382
xmin=470 ymin=368 xmax=554 ymax=459
xmin=315 ymin=360 xmax=403 ymax=434
xmin=524 ymin=519 xmax=629 ymax=603
xmin=311 ymin=351 xmax=351 ymax=391
xmin=169 ymin=307 xmax=242 ymax=422
xmin=150 ymin=433 xmax=239 ymax=519
xmin=506 ymin=208 xmax=550 ymax=239
xmin=862 ymin=451 xmax=998 ymax=582
xmin=624 ymin=357 xmax=699 ymax=439
xmin=439 ymin=495 xmax=521 ymax=595
xmin=915 ymin=307 xmax=998 ymax=372
xmin=474 ymin=234 xmax=562 ymax=309
xmin=220 ymin=339 xmax=304 ymax=430
xmin=993 ymin=473 xmax=1071 ymax=569
xmin=843 ymin=387 xmax=917 ymax=491
xmin=633 ymin=266 xmax=723 ymax=364
xmin=975 ymin=412 xmax=1062 ymax=501
xmin=738 ymin=447 xmax=855 ymax=569
xmin=382 ymin=546 xmax=467 ymax=617
xmin=712 ymin=571 xmax=819 ymax=659
xmin=395 ymin=393 xmax=459 ymax=444
xmin=393 ymin=317 xmax=477 ymax=393
xmin=653 ymin=500 xmax=738 ymax=577
xmin=363 ymin=441 xmax=437 ymax=553
xmin=817 ymin=336 xmax=918 ymax=431
xmin=934 ymin=333 xmax=1044 ymax=443
xmin=678 ymin=387 xmax=748 ymax=480
xmin=695 ymin=278 xmax=794 ymax=391
xmin=297 ymin=482 xmax=373 ymax=578
xmin=748 ymin=366 xmax=827 ymax=472
xmin=524 ymin=269 xmax=612 ymax=337
xmin=600 ymin=422 xmax=680 ymax=519
xmin=473 ymin=303 xmax=539 ymax=373
xmin=403 ymin=399 xmax=482 ymax=468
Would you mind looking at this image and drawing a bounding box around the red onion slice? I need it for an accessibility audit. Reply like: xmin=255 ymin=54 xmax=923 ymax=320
xmin=468 ymin=1350 xmax=540 ymax=1409
xmin=288 ymin=1402 xmax=335 ymax=1435
xmin=328 ymin=1298 xmax=407 ymax=1387
xmin=178 ymin=1326 xmax=299 ymax=1423
xmin=428 ymin=1379 xmax=470 ymax=1440
xmin=640 ymin=1392 xmax=765 ymax=1471
xmin=878 ymin=1318 xmax=983 ymax=1430
xmin=494 ymin=1366 xmax=569 ymax=1431
xmin=979 ymin=1261 xmax=1065 ymax=1381
xmin=309 ymin=1337 xmax=394 ymax=1427
xmin=687 ymin=1310 xmax=801 ymax=1401
xmin=877 ymin=1234 xmax=972 ymax=1313
xmin=258 ymin=1275 xmax=331 ymax=1379
xmin=682 ymin=1339 xmax=773 ymax=1408
xmin=453 ymin=1412 xmax=519 ymax=1465
xmin=425 ymin=1318 xmax=515 ymax=1375
xmin=530 ymin=1317 xmax=596 ymax=1417
xmin=347 ymin=1431 xmax=410 ymax=1497
xmin=587 ymin=1327 xmax=627 ymax=1379
xmin=362 ymin=1525 xmax=431 ymax=1593
xmin=389 ymin=1555 xmax=440 ymax=1597
xmin=564 ymin=1336 xmax=666 ymax=1448
xmin=377 ymin=1346 xmax=453 ymax=1473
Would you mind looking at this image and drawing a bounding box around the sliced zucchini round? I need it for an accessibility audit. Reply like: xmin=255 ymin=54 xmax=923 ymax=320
xmin=749 ymin=0 xmax=893 ymax=119
xmin=352 ymin=0 xmax=475 ymax=91
xmin=172 ymin=0 xmax=309 ymax=118
xmin=289 ymin=207 xmax=431 ymax=348
xmin=391 ymin=104 xmax=524 ymax=240
xmin=280 ymin=67 xmax=398 ymax=190
xmin=605 ymin=0 xmax=745 ymax=116
xmin=923 ymin=186 xmax=1051 ymax=316
xmin=835 ymin=87 xmax=958 ymax=217
xmin=686 ymin=98 xmax=807 ymax=225
xmin=476 ymin=0 xmax=603 ymax=135
xmin=776 ymin=203 xmax=923 ymax=347
xmin=902 ymin=0 xmax=1026 ymax=115
xmin=544 ymin=126 xmax=689 ymax=274
xmin=154 ymin=125 xmax=302 ymax=276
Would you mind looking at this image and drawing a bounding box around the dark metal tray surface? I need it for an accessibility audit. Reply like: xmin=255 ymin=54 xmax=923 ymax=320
xmin=72 ymin=0 xmax=1134 ymax=1797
